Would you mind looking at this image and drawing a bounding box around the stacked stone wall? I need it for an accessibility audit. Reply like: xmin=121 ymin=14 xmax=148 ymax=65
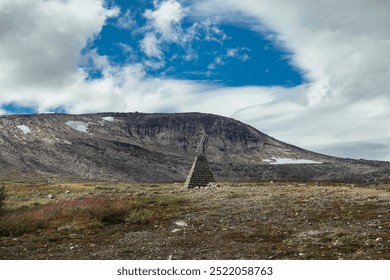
xmin=184 ymin=155 xmax=215 ymax=188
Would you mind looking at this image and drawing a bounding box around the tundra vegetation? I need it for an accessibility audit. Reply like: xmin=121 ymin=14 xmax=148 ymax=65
xmin=0 ymin=179 xmax=389 ymax=260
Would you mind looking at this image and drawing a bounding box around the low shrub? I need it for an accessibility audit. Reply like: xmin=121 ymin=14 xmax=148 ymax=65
xmin=0 ymin=217 xmax=47 ymax=237
xmin=89 ymin=207 xmax=128 ymax=225
xmin=126 ymin=209 xmax=154 ymax=224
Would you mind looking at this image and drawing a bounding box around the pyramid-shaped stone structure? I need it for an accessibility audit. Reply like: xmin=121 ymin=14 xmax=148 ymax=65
xmin=184 ymin=155 xmax=215 ymax=188
xmin=184 ymin=133 xmax=215 ymax=188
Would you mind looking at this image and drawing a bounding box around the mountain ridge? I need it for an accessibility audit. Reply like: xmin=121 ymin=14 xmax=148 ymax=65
xmin=0 ymin=112 xmax=389 ymax=182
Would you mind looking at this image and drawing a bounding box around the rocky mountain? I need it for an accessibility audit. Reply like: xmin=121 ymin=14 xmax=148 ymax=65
xmin=0 ymin=112 xmax=389 ymax=182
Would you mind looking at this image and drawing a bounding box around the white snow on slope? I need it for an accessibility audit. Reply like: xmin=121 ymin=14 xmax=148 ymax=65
xmin=102 ymin=116 xmax=114 ymax=122
xmin=17 ymin=125 xmax=31 ymax=134
xmin=264 ymin=157 xmax=322 ymax=164
xmin=65 ymin=121 xmax=90 ymax=133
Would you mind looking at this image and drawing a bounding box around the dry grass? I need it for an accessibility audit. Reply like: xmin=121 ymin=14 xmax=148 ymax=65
xmin=0 ymin=182 xmax=189 ymax=238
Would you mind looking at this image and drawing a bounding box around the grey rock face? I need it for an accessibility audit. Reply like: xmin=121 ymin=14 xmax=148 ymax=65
xmin=0 ymin=112 xmax=389 ymax=182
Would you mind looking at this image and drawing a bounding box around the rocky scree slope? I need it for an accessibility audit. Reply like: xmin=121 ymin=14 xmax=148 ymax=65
xmin=0 ymin=112 xmax=389 ymax=182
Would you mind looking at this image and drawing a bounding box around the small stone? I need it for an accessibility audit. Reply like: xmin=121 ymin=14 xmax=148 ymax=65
xmin=57 ymin=225 xmax=71 ymax=231
xmin=48 ymin=194 xmax=54 ymax=199
xmin=172 ymin=229 xmax=181 ymax=233
xmin=174 ymin=221 xmax=188 ymax=227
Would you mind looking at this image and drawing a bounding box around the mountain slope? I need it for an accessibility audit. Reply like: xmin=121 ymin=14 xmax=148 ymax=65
xmin=0 ymin=112 xmax=389 ymax=182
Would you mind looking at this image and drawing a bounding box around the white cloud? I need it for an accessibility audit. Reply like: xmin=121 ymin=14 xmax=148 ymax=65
xmin=191 ymin=0 xmax=390 ymax=160
xmin=201 ymin=19 xmax=229 ymax=43
xmin=226 ymin=48 xmax=250 ymax=61
xmin=117 ymin=43 xmax=134 ymax=54
xmin=207 ymin=56 xmax=224 ymax=70
xmin=143 ymin=0 xmax=186 ymax=42
xmin=0 ymin=0 xmax=118 ymax=88
xmin=208 ymin=47 xmax=251 ymax=70
xmin=0 ymin=0 xmax=118 ymax=107
xmin=138 ymin=0 xmax=189 ymax=67
xmin=140 ymin=32 xmax=163 ymax=59
xmin=115 ymin=9 xmax=136 ymax=30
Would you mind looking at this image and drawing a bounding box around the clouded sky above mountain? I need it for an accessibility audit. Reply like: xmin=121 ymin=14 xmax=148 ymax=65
xmin=1 ymin=0 xmax=390 ymax=160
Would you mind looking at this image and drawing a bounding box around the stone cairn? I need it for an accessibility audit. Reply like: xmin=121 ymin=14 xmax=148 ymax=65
xmin=184 ymin=133 xmax=215 ymax=188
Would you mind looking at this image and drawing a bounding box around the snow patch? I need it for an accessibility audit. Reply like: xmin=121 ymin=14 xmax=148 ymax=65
xmin=17 ymin=125 xmax=31 ymax=134
xmin=264 ymin=157 xmax=322 ymax=164
xmin=65 ymin=121 xmax=90 ymax=133
xmin=102 ymin=116 xmax=115 ymax=122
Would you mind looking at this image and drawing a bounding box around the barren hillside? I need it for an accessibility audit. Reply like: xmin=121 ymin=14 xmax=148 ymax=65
xmin=0 ymin=112 xmax=389 ymax=182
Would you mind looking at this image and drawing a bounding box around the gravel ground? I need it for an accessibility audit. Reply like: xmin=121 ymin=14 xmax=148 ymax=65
xmin=1 ymin=181 xmax=389 ymax=260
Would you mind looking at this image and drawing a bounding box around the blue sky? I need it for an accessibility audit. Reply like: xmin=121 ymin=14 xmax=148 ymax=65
xmin=89 ymin=1 xmax=304 ymax=87
xmin=1 ymin=0 xmax=390 ymax=161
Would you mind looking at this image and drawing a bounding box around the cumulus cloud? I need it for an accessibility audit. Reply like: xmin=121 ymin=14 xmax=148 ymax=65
xmin=138 ymin=0 xmax=187 ymax=63
xmin=2 ymin=0 xmax=118 ymax=81
xmin=140 ymin=32 xmax=163 ymax=59
xmin=0 ymin=0 xmax=118 ymax=105
xmin=143 ymin=0 xmax=186 ymax=41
